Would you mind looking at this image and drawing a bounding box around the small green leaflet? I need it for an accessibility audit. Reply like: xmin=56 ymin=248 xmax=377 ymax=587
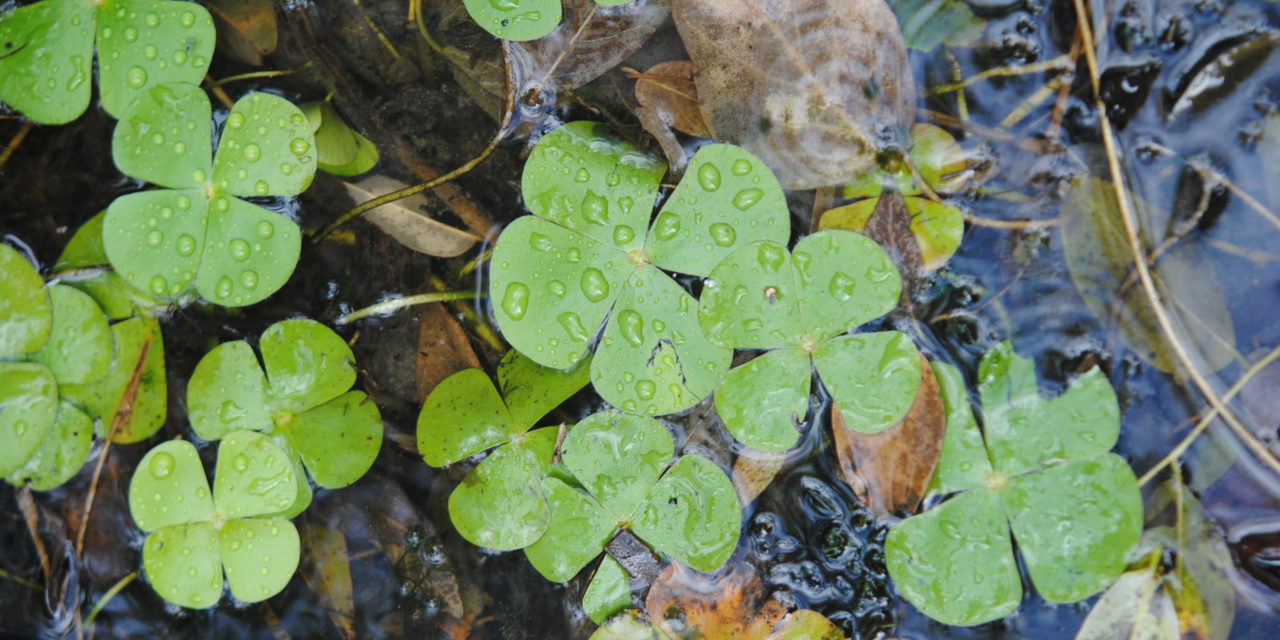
xmin=491 ymin=120 xmax=791 ymax=415
xmin=698 ymin=230 xmax=916 ymax=450
xmin=103 ymin=83 xmax=315 ymax=307
xmin=302 ymin=100 xmax=380 ymax=176
xmin=128 ymin=433 xmax=301 ymax=608
xmin=417 ymin=350 xmax=591 ymax=550
xmin=0 ymin=0 xmax=215 ymax=124
xmin=886 ymin=341 xmax=1142 ymax=626
xmin=523 ymin=410 xmax=740 ymax=581
xmin=464 ymin=0 xmax=632 ymax=42
xmin=187 ymin=318 xmax=382 ymax=516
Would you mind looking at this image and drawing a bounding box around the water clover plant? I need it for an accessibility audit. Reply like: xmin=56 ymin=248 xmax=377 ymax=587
xmin=0 ymin=0 xmax=215 ymax=124
xmin=885 ymin=341 xmax=1142 ymax=626
xmin=103 ymin=82 xmax=316 ymax=307
xmin=464 ymin=0 xmax=630 ymax=42
xmin=129 ymin=431 xmax=301 ymax=608
xmin=524 ymin=410 xmax=741 ymax=582
xmin=301 ymin=100 xmax=380 ymax=177
xmin=490 ymin=120 xmax=790 ymax=415
xmin=1 ymin=244 xmax=112 ymax=490
xmin=697 ymin=229 xmax=918 ymax=451
xmin=417 ymin=350 xmax=590 ymax=550
xmin=187 ymin=319 xmax=383 ymax=516
xmin=56 ymin=211 xmax=162 ymax=320
xmin=819 ymin=123 xmax=968 ymax=270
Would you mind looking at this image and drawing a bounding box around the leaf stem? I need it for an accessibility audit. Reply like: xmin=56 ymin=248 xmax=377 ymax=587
xmin=204 ymin=62 xmax=315 ymax=89
xmin=335 ymin=291 xmax=479 ymax=325
xmin=84 ymin=571 xmax=138 ymax=636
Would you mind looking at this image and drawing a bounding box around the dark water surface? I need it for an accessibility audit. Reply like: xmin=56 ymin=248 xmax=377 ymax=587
xmin=4 ymin=0 xmax=1280 ymax=638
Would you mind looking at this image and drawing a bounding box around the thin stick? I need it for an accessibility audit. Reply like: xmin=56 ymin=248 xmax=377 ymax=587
xmin=1137 ymin=344 xmax=1280 ymax=486
xmin=1073 ymin=0 xmax=1280 ymax=478
xmin=925 ymin=55 xmax=1073 ymax=96
xmin=17 ymin=488 xmax=50 ymax=582
xmin=351 ymin=0 xmax=401 ymax=60
xmin=83 ymin=571 xmax=138 ymax=636
xmin=75 ymin=331 xmax=153 ymax=557
xmin=0 ymin=120 xmax=34 ymax=171
xmin=311 ymin=42 xmax=517 ymax=243
xmin=964 ymin=212 xmax=1060 ymax=229
xmin=335 ymin=291 xmax=478 ymax=325
xmin=0 ymin=567 xmax=40 ymax=591
xmin=411 ymin=0 xmax=444 ymax=54
xmin=205 ymin=63 xmax=314 ymax=89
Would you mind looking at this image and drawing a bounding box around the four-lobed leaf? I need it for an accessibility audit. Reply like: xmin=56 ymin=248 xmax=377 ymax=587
xmin=885 ymin=341 xmax=1142 ymax=626
xmin=523 ymin=410 xmax=740 ymax=582
xmin=417 ymin=350 xmax=591 ymax=550
xmin=698 ymin=229 xmax=916 ymax=451
xmin=491 ymin=120 xmax=791 ymax=415
xmin=0 ymin=244 xmax=116 ymax=488
xmin=187 ymin=318 xmax=382 ymax=515
xmin=103 ymin=83 xmax=315 ymax=307
xmin=0 ymin=0 xmax=215 ymax=124
xmin=129 ymin=432 xmax=301 ymax=608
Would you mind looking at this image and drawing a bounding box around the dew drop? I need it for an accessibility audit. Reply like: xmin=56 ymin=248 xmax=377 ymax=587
xmin=228 ymin=539 xmax=242 ymax=551
xmin=757 ymin=244 xmax=787 ymax=271
xmin=151 ymin=132 xmax=164 ymax=145
xmin=566 ymin=247 xmax=581 ymax=263
xmin=710 ymin=223 xmax=736 ymax=247
xmin=173 ymin=142 xmax=186 ymax=154
xmin=636 ymin=380 xmax=656 ymax=400
xmin=829 ymin=272 xmax=855 ymax=300
xmin=213 ymin=197 xmax=229 ymax=213
xmin=233 ymin=454 xmax=249 ymax=472
xmin=732 ymin=158 xmax=753 ymax=175
xmin=215 ymin=276 xmax=234 ymax=299
xmin=582 ymin=191 xmax=609 ymax=225
xmin=124 ymin=27 xmax=138 ymax=42
xmin=240 ymin=271 xmax=258 ymax=289
xmin=697 ymin=162 xmax=721 ymax=191
xmin=229 ymin=239 xmax=251 ymax=261
xmin=613 ymin=225 xmax=635 ymax=246
xmin=256 ymin=220 xmax=275 ymax=238
xmin=172 ymin=50 xmax=187 ymax=65
xmin=243 ymin=144 xmax=261 ymax=162
xmin=528 ymin=232 xmax=552 ymax=252
xmin=146 ymin=230 xmax=164 ymax=246
xmin=192 ymin=168 xmax=206 ymax=183
xmin=575 ymin=168 xmax=591 ymax=182
xmin=547 ymin=280 xmax=567 ymax=297
xmin=145 ymin=13 xmax=160 ymax=27
xmin=558 ymin=312 xmax=590 ymax=342
xmin=177 ymin=195 xmax=191 ymax=209
xmin=149 ymin=276 xmax=167 ymax=296
xmin=126 ymin=66 xmax=147 ymax=88
xmin=149 ymin=452 xmax=176 ymax=478
xmin=653 ymin=212 xmax=681 ymax=240
xmin=253 ymin=180 xmax=269 ymax=195
xmin=501 ymin=282 xmax=529 ymax=320
xmin=143 ymin=45 xmax=158 ymax=60
xmin=227 ymin=113 xmax=245 ymax=129
xmin=580 ymin=268 xmax=609 ymax=302
xmin=617 ymin=309 xmax=644 ymax=346
xmin=180 ymin=11 xmax=195 ymax=27
xmin=289 ymin=138 xmax=311 ymax=155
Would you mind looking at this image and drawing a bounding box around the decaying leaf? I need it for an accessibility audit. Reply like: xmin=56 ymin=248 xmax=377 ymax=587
xmin=301 ymin=525 xmax=356 ymax=640
xmin=672 ymin=0 xmax=916 ymax=189
xmin=852 ymin=189 xmax=925 ymax=299
xmin=645 ymin=562 xmax=788 ymax=639
xmin=1145 ymin=480 xmax=1236 ymax=640
xmin=1060 ymin=176 xmax=1237 ymax=375
xmin=833 ymin=354 xmax=944 ymax=518
xmin=206 ymin=0 xmax=279 ymax=66
xmin=515 ymin=0 xmax=671 ymax=92
xmin=732 ymin=448 xmax=787 ymax=507
xmin=627 ymin=62 xmax=710 ymax=138
xmin=343 ymin=176 xmax=482 ymax=258
xmin=415 ymin=303 xmax=482 ymax=403
xmin=1074 ymin=567 xmax=1179 ymax=640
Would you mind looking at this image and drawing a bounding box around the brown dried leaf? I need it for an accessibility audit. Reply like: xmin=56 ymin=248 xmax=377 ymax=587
xmin=645 ymin=562 xmax=787 ymax=640
xmin=833 ymin=354 xmax=944 ymax=519
xmin=300 ymin=525 xmax=356 ymax=640
xmin=515 ymin=0 xmax=671 ymax=92
xmin=732 ymin=448 xmax=786 ymax=506
xmin=207 ymin=0 xmax=279 ymax=67
xmin=415 ymin=303 xmax=481 ymax=403
xmin=858 ymin=189 xmax=925 ymax=300
xmin=672 ymin=0 xmax=916 ymax=189
xmin=343 ymin=175 xmax=482 ymax=258
xmin=628 ymin=62 xmax=710 ymax=138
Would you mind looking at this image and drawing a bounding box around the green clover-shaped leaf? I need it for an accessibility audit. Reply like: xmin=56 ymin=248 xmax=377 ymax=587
xmin=129 ymin=432 xmax=300 ymax=608
xmin=55 ymin=211 xmax=164 ymax=320
xmin=1 ymin=245 xmax=116 ymax=487
xmin=187 ymin=319 xmax=382 ymax=504
xmin=60 ymin=314 xmax=168 ymax=444
xmin=584 ymin=556 xmax=631 ymax=624
xmin=103 ymin=83 xmax=314 ymax=307
xmin=417 ymin=350 xmax=590 ymax=550
xmin=820 ymin=123 xmax=968 ymax=270
xmin=885 ymin=341 xmax=1142 ymax=626
xmin=301 ymin=100 xmax=380 ymax=177
xmin=698 ymin=230 xmax=916 ymax=450
xmin=491 ymin=121 xmax=790 ymax=415
xmin=0 ymin=0 xmax=214 ymax=124
xmin=523 ymin=411 xmax=740 ymax=581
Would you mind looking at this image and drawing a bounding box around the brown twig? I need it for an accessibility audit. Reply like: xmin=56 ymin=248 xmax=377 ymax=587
xmin=0 ymin=120 xmax=34 ymax=172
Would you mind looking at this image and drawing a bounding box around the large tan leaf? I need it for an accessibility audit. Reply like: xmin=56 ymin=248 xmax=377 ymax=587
xmin=671 ymin=0 xmax=916 ymax=189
